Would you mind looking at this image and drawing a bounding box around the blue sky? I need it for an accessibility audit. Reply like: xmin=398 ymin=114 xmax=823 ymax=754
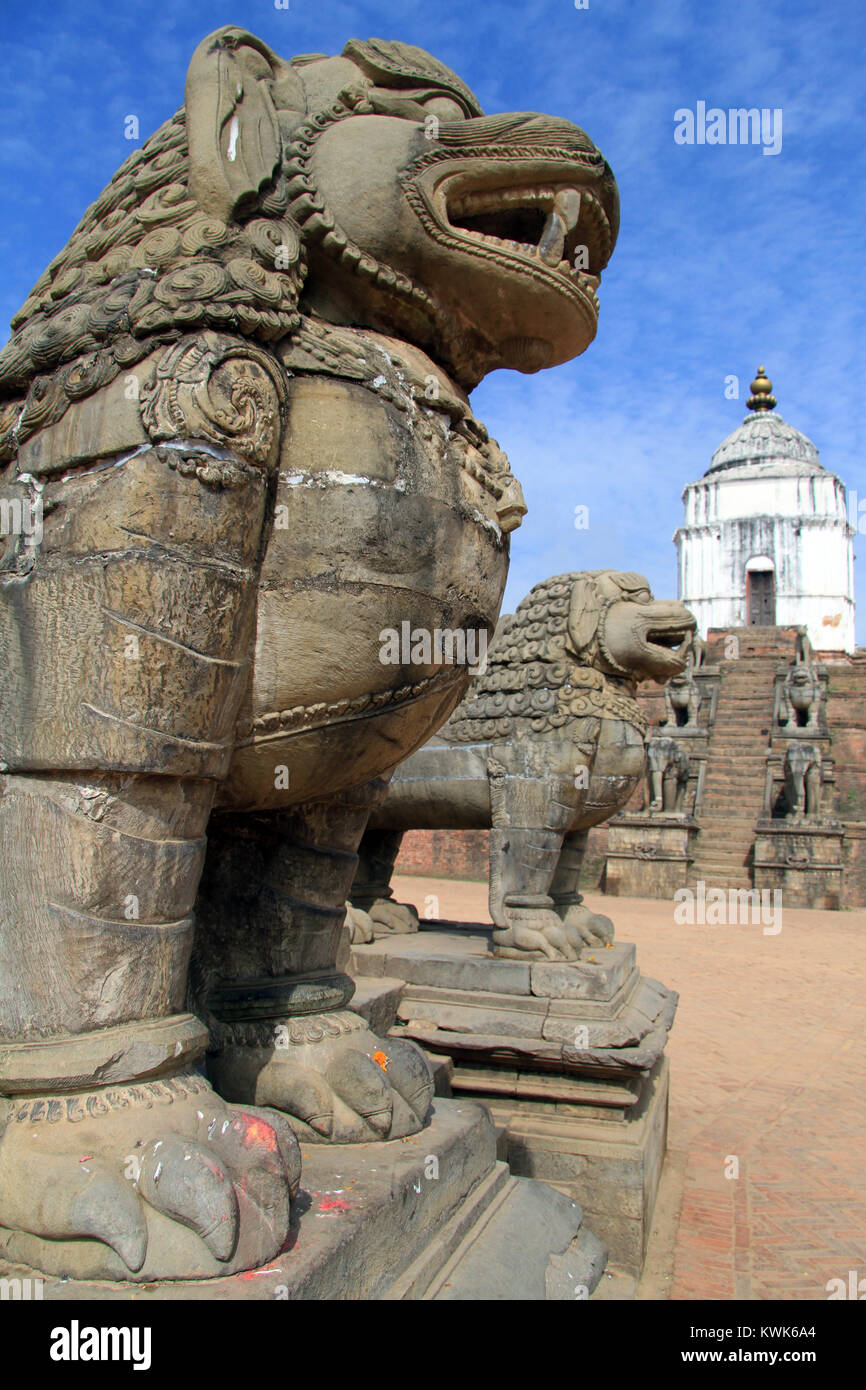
xmin=2 ymin=0 xmax=864 ymax=634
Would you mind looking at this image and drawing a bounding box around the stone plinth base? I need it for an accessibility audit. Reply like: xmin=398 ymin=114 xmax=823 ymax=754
xmin=485 ymin=1056 xmax=669 ymax=1279
xmin=753 ymin=819 xmax=844 ymax=909
xmin=0 ymin=1098 xmax=606 ymax=1301
xmin=604 ymin=815 xmax=698 ymax=897
xmin=350 ymin=923 xmax=677 ymax=1276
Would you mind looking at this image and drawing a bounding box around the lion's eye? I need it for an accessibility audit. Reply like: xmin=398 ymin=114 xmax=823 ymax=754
xmin=423 ymin=96 xmax=466 ymax=122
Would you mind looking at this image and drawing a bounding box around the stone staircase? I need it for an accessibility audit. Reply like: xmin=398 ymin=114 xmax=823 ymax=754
xmin=687 ymin=627 xmax=796 ymax=889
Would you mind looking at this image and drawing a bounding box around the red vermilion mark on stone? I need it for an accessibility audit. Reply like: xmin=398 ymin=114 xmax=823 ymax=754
xmin=239 ymin=1116 xmax=278 ymax=1151
xmin=372 ymin=1050 xmax=389 ymax=1072
xmin=318 ymin=1197 xmax=350 ymax=1213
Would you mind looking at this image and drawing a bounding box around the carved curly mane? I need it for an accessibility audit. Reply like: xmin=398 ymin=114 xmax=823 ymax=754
xmin=0 ymin=108 xmax=306 ymax=464
xmin=444 ymin=571 xmax=647 ymax=743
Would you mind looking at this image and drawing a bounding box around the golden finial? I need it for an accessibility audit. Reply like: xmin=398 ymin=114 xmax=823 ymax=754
xmin=747 ymin=366 xmax=777 ymax=412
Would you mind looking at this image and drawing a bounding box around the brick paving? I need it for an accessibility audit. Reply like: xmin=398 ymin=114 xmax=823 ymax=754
xmin=389 ymin=874 xmax=866 ymax=1301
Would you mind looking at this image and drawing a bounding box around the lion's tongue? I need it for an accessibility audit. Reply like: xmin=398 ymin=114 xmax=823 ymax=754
xmin=538 ymin=190 xmax=581 ymax=267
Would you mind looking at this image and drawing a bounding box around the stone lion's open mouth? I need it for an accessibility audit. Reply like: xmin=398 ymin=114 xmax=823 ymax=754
xmin=444 ymin=182 xmax=611 ymax=307
xmin=644 ymin=622 xmax=696 ymax=664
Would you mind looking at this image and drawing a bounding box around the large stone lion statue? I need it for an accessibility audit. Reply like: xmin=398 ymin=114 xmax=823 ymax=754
xmin=350 ymin=571 xmax=695 ymax=959
xmin=0 ymin=30 xmax=617 ymax=1280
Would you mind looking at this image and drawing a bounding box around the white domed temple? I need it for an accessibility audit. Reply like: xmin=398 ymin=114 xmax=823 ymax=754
xmin=674 ymin=368 xmax=855 ymax=653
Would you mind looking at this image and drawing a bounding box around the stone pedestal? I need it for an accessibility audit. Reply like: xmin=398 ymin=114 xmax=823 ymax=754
xmin=605 ymin=814 xmax=699 ymax=897
xmin=753 ymin=819 xmax=845 ymax=909
xmin=351 ymin=922 xmax=677 ymax=1276
xmin=0 ymin=1097 xmax=606 ymax=1301
xmin=485 ymin=1057 xmax=669 ymax=1279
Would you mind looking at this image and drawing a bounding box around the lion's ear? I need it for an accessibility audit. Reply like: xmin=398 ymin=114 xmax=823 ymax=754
xmin=185 ymin=27 xmax=287 ymax=222
xmin=568 ymin=576 xmax=601 ymax=652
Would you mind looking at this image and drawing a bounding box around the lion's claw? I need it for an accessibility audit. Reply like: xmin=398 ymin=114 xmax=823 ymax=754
xmin=0 ymin=1076 xmax=298 ymax=1281
xmin=210 ymin=1011 xmax=434 ymax=1144
xmin=559 ymin=902 xmax=614 ymax=947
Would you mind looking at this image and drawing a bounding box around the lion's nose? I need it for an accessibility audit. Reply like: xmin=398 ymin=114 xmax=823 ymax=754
xmin=440 ymin=111 xmax=600 ymax=156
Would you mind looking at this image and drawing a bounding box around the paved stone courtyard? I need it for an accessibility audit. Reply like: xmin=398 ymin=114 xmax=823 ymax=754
xmin=389 ymin=874 xmax=866 ymax=1301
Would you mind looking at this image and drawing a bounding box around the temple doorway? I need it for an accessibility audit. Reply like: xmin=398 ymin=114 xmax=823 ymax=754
xmin=746 ymin=562 xmax=776 ymax=625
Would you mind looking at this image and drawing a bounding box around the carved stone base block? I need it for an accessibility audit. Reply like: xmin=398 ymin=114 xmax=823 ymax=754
xmin=482 ymin=1057 xmax=669 ymax=1280
xmin=350 ymin=922 xmax=677 ymax=1276
xmin=0 ymin=1098 xmax=606 ymax=1300
xmin=753 ymin=819 xmax=845 ymax=909
xmin=605 ymin=814 xmax=699 ymax=897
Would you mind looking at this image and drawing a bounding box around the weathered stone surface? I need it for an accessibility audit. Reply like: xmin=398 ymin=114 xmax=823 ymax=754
xmin=605 ymin=815 xmax=698 ymax=897
xmin=753 ymin=820 xmax=845 ymax=909
xmin=530 ymin=944 xmax=635 ymax=999
xmin=431 ymin=1176 xmax=607 ymax=1301
xmin=489 ymin=1056 xmax=670 ymax=1277
xmin=349 ymin=976 xmax=405 ymax=1036
xmin=353 ymin=926 xmax=677 ymax=1076
xmin=399 ymin=988 xmax=549 ymax=1040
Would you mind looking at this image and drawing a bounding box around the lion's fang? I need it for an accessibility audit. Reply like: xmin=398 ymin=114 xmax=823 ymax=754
xmin=538 ymin=191 xmax=580 ymax=267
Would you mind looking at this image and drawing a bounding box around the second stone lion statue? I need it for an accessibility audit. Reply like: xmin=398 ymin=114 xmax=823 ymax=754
xmin=350 ymin=571 xmax=695 ymax=959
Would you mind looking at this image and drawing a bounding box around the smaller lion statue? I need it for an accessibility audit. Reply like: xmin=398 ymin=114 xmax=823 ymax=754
xmin=350 ymin=571 xmax=696 ymax=960
xmin=646 ymin=735 xmax=691 ymax=815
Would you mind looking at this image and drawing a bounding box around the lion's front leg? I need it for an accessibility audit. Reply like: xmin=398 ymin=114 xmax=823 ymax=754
xmin=486 ymin=757 xmax=584 ymax=962
xmin=191 ymin=783 xmax=434 ymax=1143
xmin=549 ymin=829 xmax=614 ymax=947
xmin=349 ymin=827 xmax=420 ymax=937
xmin=0 ymin=341 xmax=301 ymax=1279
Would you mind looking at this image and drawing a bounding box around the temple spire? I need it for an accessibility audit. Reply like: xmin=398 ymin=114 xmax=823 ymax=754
xmin=747 ymin=366 xmax=777 ymax=412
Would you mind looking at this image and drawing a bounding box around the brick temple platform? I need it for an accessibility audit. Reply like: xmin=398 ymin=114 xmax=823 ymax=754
xmin=387 ymin=874 xmax=866 ymax=1301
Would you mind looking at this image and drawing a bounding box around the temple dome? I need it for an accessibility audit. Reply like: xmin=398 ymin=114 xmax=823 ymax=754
xmin=706 ymin=408 xmax=823 ymax=478
xmin=675 ymin=367 xmax=854 ymax=653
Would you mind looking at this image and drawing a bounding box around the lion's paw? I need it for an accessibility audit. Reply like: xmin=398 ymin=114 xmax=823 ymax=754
xmin=559 ymin=902 xmax=615 ymax=947
xmin=368 ymin=898 xmax=420 ymax=936
xmin=0 ymin=1075 xmax=299 ymax=1281
xmin=492 ymin=908 xmax=583 ymax=962
xmin=209 ymin=1011 xmax=434 ymax=1144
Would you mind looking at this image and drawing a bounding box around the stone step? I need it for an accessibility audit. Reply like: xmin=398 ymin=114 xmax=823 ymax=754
xmin=420 ymin=1171 xmax=607 ymax=1301
xmin=383 ymin=1159 xmax=512 ymax=1299
xmin=716 ymin=736 xmax=770 ymax=746
xmin=694 ymin=821 xmax=758 ymax=832
xmin=691 ymin=848 xmax=754 ymax=858
xmin=688 ymin=859 xmax=754 ymax=870
xmin=702 ymin=788 xmax=766 ymax=795
xmin=693 ymin=841 xmax=754 ymax=852
xmin=693 ymin=850 xmax=757 ymax=858
xmin=691 ymin=866 xmax=752 ymax=877
xmin=702 ymin=803 xmax=764 ymax=810
xmin=706 ymin=733 xmax=771 ymax=741
xmin=349 ymin=974 xmax=406 ymax=1035
xmin=703 ymin=748 xmax=769 ymax=755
